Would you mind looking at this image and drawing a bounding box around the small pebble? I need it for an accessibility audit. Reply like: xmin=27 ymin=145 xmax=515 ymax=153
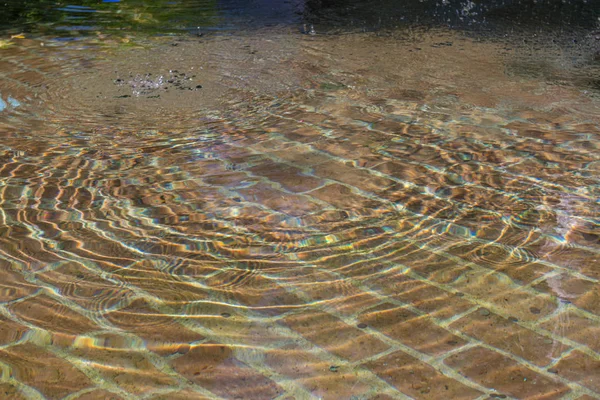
xmin=479 ymin=308 xmax=491 ymax=316
xmin=548 ymin=368 xmax=559 ymax=374
xmin=508 ymin=316 xmax=519 ymax=323
xmin=357 ymin=323 xmax=367 ymax=329
xmin=221 ymin=312 xmax=231 ymax=318
xmin=329 ymin=365 xmax=339 ymax=372
xmin=529 ymin=307 xmax=541 ymax=314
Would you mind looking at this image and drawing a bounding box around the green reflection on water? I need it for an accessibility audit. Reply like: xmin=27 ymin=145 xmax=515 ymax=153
xmin=0 ymin=0 xmax=219 ymax=37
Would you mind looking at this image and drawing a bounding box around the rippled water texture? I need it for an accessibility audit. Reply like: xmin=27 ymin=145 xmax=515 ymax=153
xmin=0 ymin=11 xmax=599 ymax=400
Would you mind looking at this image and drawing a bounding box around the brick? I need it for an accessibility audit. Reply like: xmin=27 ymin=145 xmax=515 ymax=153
xmin=533 ymin=275 xmax=600 ymax=317
xmin=339 ymin=106 xmax=384 ymax=123
xmin=364 ymin=350 xmax=482 ymax=399
xmin=9 ymin=70 xmax=45 ymax=86
xmin=0 ymin=315 xmax=28 ymax=346
xmin=172 ymin=343 xmax=282 ymax=399
xmin=450 ymin=309 xmax=568 ymax=366
xmin=264 ymin=345 xmax=371 ymax=399
xmin=444 ymin=241 xmax=552 ymax=284
xmin=0 ymin=344 xmax=92 ymax=399
xmin=205 ymin=143 xmax=254 ymax=159
xmin=399 ymin=145 xmax=444 ymax=168
xmin=472 ymin=222 xmax=542 ymax=245
xmin=283 ymin=110 xmax=329 ymax=125
xmin=272 ymin=146 xmax=332 ymax=167
xmin=203 ymin=171 xmax=258 ymax=188
xmin=71 ymin=389 xmax=123 ymax=400
xmin=148 ymin=390 xmax=209 ymax=399
xmin=402 ymin=250 xmax=473 ymax=285
xmin=9 ymin=294 xmax=98 ymax=337
xmin=313 ymin=161 xmax=395 ymax=194
xmin=84 ymin=333 xmax=143 ymax=352
xmin=445 ymin=347 xmax=570 ymax=399
xmin=541 ymin=312 xmax=600 ymax=353
xmin=299 ymin=271 xmax=381 ymax=315
xmin=358 ymin=303 xmax=466 ymax=355
xmin=248 ymin=135 xmax=296 ymax=158
xmin=553 ymin=351 xmax=600 ymax=393
xmin=112 ymin=260 xmax=208 ymax=305
xmin=495 ymin=261 xmax=553 ymax=285
xmin=37 ymin=262 xmax=134 ymax=310
xmin=282 ymin=310 xmax=389 ymax=361
xmin=60 ymin=228 xmax=139 ymax=267
xmin=204 ymin=271 xmax=303 ymax=316
xmin=104 ymin=299 xmax=204 ymax=355
xmin=367 ymin=272 xmax=474 ymax=320
xmin=226 ymin=153 xmax=270 ymax=169
xmin=166 ymin=260 xmax=224 ymax=279
xmin=0 ymin=260 xmax=38 ymax=302
xmin=451 ymin=269 xmax=557 ymax=321
xmin=399 ymin=195 xmax=458 ymax=219
xmin=0 ymin=224 xmax=63 ymax=267
xmin=237 ymin=183 xmax=322 ymax=216
xmin=248 ymin=162 xmax=324 ymax=192
xmin=305 ymin=253 xmax=389 ymax=280
xmin=280 ymin=126 xmax=326 ymax=143
xmin=69 ymin=347 xmax=177 ymax=395
xmin=445 ymin=241 xmax=527 ymax=267
xmin=312 ymin=138 xmax=376 ymax=160
xmin=308 ymin=183 xmax=383 ymax=210
xmin=216 ymin=258 xmax=303 ymax=275
xmin=0 ymin=383 xmax=26 ymax=400
xmin=374 ymin=160 xmax=438 ymax=186
xmin=185 ymin=302 xmax=290 ymax=346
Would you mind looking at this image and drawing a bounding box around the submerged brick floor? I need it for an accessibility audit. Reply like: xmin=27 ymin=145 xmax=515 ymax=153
xmin=0 ymin=32 xmax=599 ymax=399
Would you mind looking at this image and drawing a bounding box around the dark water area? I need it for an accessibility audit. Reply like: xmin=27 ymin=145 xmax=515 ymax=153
xmin=2 ymin=0 xmax=596 ymax=99
xmin=1 ymin=0 xmax=599 ymax=35
xmin=1 ymin=0 xmax=599 ymax=84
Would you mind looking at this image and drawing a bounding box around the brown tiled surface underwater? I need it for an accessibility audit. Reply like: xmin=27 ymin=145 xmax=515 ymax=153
xmin=0 ymin=29 xmax=598 ymax=399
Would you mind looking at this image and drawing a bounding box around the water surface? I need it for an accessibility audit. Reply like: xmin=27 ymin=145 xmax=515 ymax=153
xmin=0 ymin=1 xmax=599 ymax=399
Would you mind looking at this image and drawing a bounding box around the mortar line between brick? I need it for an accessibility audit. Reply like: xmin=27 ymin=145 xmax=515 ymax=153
xmin=0 ymin=370 xmax=46 ymax=400
xmin=268 ymin=233 xmax=598 ymax=398
xmin=230 ymin=195 xmax=596 ymax=396
xmin=438 ymin=325 xmax=599 ymax=398
xmin=271 ymin=270 xmax=493 ymax=397
xmin=371 ymin=257 xmax=600 ymax=358
xmin=0 ymin=254 xmax=248 ymax=399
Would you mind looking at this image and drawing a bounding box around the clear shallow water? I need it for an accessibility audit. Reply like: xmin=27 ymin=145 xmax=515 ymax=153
xmin=0 ymin=1 xmax=599 ymax=400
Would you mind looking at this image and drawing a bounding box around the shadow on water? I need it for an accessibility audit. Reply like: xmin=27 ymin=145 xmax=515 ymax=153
xmin=303 ymin=0 xmax=600 ymax=30
xmin=1 ymin=0 xmax=599 ymax=34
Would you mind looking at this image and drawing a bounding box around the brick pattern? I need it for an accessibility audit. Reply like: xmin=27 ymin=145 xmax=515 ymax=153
xmin=0 ymin=34 xmax=598 ymax=400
